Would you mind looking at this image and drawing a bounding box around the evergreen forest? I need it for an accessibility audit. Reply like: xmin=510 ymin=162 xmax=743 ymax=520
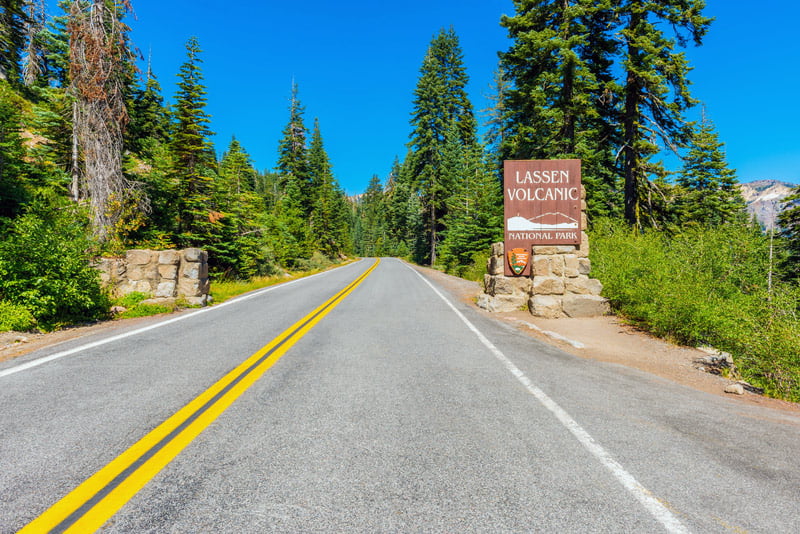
xmin=1 ymin=1 xmax=799 ymax=399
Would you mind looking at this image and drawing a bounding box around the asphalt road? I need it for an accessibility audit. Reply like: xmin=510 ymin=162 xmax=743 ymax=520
xmin=1 ymin=258 xmax=799 ymax=533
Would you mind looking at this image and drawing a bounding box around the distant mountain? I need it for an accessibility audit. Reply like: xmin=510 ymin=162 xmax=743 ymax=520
xmin=738 ymin=180 xmax=797 ymax=229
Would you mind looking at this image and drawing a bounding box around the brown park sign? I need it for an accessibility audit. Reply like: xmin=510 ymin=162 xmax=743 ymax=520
xmin=504 ymin=159 xmax=582 ymax=276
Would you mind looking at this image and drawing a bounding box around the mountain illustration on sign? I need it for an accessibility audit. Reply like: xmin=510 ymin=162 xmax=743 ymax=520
xmin=507 ymin=212 xmax=578 ymax=231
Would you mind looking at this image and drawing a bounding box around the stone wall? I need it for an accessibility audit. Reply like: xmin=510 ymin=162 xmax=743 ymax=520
xmin=96 ymin=248 xmax=210 ymax=307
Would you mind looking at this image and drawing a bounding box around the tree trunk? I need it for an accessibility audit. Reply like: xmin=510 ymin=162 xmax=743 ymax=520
xmin=429 ymin=190 xmax=437 ymax=265
xmin=623 ymin=10 xmax=642 ymax=227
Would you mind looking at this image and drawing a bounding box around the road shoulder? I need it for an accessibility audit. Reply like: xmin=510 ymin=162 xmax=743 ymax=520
xmin=410 ymin=264 xmax=800 ymax=416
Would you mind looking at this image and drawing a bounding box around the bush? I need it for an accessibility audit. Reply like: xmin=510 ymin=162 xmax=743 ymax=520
xmin=0 ymin=301 xmax=37 ymax=331
xmin=591 ymin=220 xmax=800 ymax=401
xmin=447 ymin=250 xmax=491 ymax=282
xmin=0 ymin=206 xmax=110 ymax=329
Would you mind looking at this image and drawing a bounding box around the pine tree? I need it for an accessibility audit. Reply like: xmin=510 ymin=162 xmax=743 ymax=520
xmin=438 ymin=127 xmax=503 ymax=271
xmin=384 ymin=156 xmax=411 ymax=255
xmin=407 ymin=27 xmax=478 ymax=264
xmin=0 ymin=87 xmax=29 ymax=218
xmin=40 ymin=0 xmax=71 ymax=87
xmin=616 ymin=0 xmax=711 ymax=228
xmin=675 ymin=113 xmax=746 ymax=226
xmin=270 ymin=172 xmax=310 ymax=268
xmin=357 ymin=174 xmax=386 ymax=257
xmin=499 ymin=0 xmax=622 ymax=222
xmin=482 ymin=67 xmax=508 ymax=171
xmin=128 ymin=67 xmax=170 ymax=157
xmin=219 ymin=136 xmax=256 ymax=194
xmin=778 ymin=186 xmax=800 ymax=280
xmin=0 ymin=0 xmax=28 ymax=83
xmin=276 ymin=82 xmax=312 ymax=214
xmin=171 ymin=36 xmax=216 ymax=245
xmin=308 ymin=119 xmax=349 ymax=258
xmin=209 ymin=137 xmax=265 ymax=277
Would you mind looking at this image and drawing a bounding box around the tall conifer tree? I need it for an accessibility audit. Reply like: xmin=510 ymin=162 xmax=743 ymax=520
xmin=128 ymin=67 xmax=170 ymax=156
xmin=778 ymin=187 xmax=800 ymax=280
xmin=171 ymin=36 xmax=215 ymax=245
xmin=675 ymin=114 xmax=746 ymax=226
xmin=0 ymin=0 xmax=28 ymax=82
xmin=499 ymin=0 xmax=622 ymax=221
xmin=407 ymin=27 xmax=478 ymax=264
xmin=308 ymin=119 xmax=349 ymax=258
xmin=277 ymin=82 xmax=312 ymax=214
xmin=438 ymin=126 xmax=503 ymax=271
xmin=616 ymin=0 xmax=711 ymax=227
xmin=22 ymin=0 xmax=46 ymax=86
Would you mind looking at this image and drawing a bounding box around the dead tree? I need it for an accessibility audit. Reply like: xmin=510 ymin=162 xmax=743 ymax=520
xmin=68 ymin=0 xmax=141 ymax=241
xmin=22 ymin=0 xmax=45 ymax=86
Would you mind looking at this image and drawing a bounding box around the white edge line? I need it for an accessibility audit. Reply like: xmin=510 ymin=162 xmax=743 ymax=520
xmin=408 ymin=265 xmax=689 ymax=534
xmin=0 ymin=260 xmax=365 ymax=380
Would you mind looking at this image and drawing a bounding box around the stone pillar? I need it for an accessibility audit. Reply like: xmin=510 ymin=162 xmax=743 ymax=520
xmin=528 ymin=235 xmax=609 ymax=318
xmin=477 ymin=242 xmax=532 ymax=312
xmin=95 ymin=248 xmax=211 ymax=307
xmin=528 ymin=187 xmax=608 ymax=318
xmin=178 ymin=248 xmax=210 ymax=307
xmin=478 ymin=185 xmax=609 ymax=318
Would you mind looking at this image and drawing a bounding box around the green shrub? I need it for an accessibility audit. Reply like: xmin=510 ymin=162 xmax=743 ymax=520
xmin=451 ymin=250 xmax=491 ymax=282
xmin=591 ymin=219 xmax=800 ymax=401
xmin=0 ymin=206 xmax=110 ymax=329
xmin=0 ymin=300 xmax=37 ymax=331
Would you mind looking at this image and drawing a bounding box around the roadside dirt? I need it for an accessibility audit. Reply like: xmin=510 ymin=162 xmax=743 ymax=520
xmin=0 ymin=313 xmax=179 ymax=364
xmin=413 ymin=265 xmax=800 ymax=415
xmin=3 ymin=265 xmax=798 ymax=416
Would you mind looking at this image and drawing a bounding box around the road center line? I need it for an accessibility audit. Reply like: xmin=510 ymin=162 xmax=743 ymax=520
xmin=20 ymin=259 xmax=379 ymax=534
xmin=0 ymin=259 xmax=365 ymax=380
xmin=408 ymin=265 xmax=690 ymax=534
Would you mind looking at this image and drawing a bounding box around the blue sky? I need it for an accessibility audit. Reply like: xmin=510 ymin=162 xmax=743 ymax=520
xmin=50 ymin=1 xmax=800 ymax=193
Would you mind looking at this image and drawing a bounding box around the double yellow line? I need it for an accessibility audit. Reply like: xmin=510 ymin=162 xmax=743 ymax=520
xmin=22 ymin=259 xmax=380 ymax=533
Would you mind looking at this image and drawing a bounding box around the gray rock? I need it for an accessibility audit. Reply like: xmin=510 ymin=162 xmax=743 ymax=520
xmin=487 ymin=255 xmax=505 ymax=275
xmin=155 ymin=281 xmax=177 ymax=298
xmin=532 ymin=276 xmax=565 ymax=295
xmin=487 ymin=276 xmax=532 ymax=296
xmin=158 ymin=250 xmax=181 ymax=265
xmin=529 ymin=295 xmax=563 ymax=319
xmin=724 ymin=384 xmax=745 ymax=395
xmin=565 ymin=276 xmax=603 ymax=296
xmin=562 ymin=294 xmax=610 ymax=317
xmin=183 ymin=248 xmax=204 ymax=263
xmin=158 ymin=264 xmax=179 ymax=280
xmin=126 ymin=249 xmax=154 ymax=265
xmin=577 ymin=258 xmax=591 ymax=276
xmin=478 ymin=293 xmax=527 ymax=313
xmin=183 ymin=295 xmax=209 ymax=307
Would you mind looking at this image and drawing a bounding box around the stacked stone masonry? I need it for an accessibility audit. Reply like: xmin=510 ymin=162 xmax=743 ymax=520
xmin=479 ymin=238 xmax=610 ymax=318
xmin=96 ymin=248 xmax=211 ymax=307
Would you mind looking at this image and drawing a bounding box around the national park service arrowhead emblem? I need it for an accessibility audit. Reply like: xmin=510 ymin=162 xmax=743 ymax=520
xmin=507 ymin=247 xmax=529 ymax=276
